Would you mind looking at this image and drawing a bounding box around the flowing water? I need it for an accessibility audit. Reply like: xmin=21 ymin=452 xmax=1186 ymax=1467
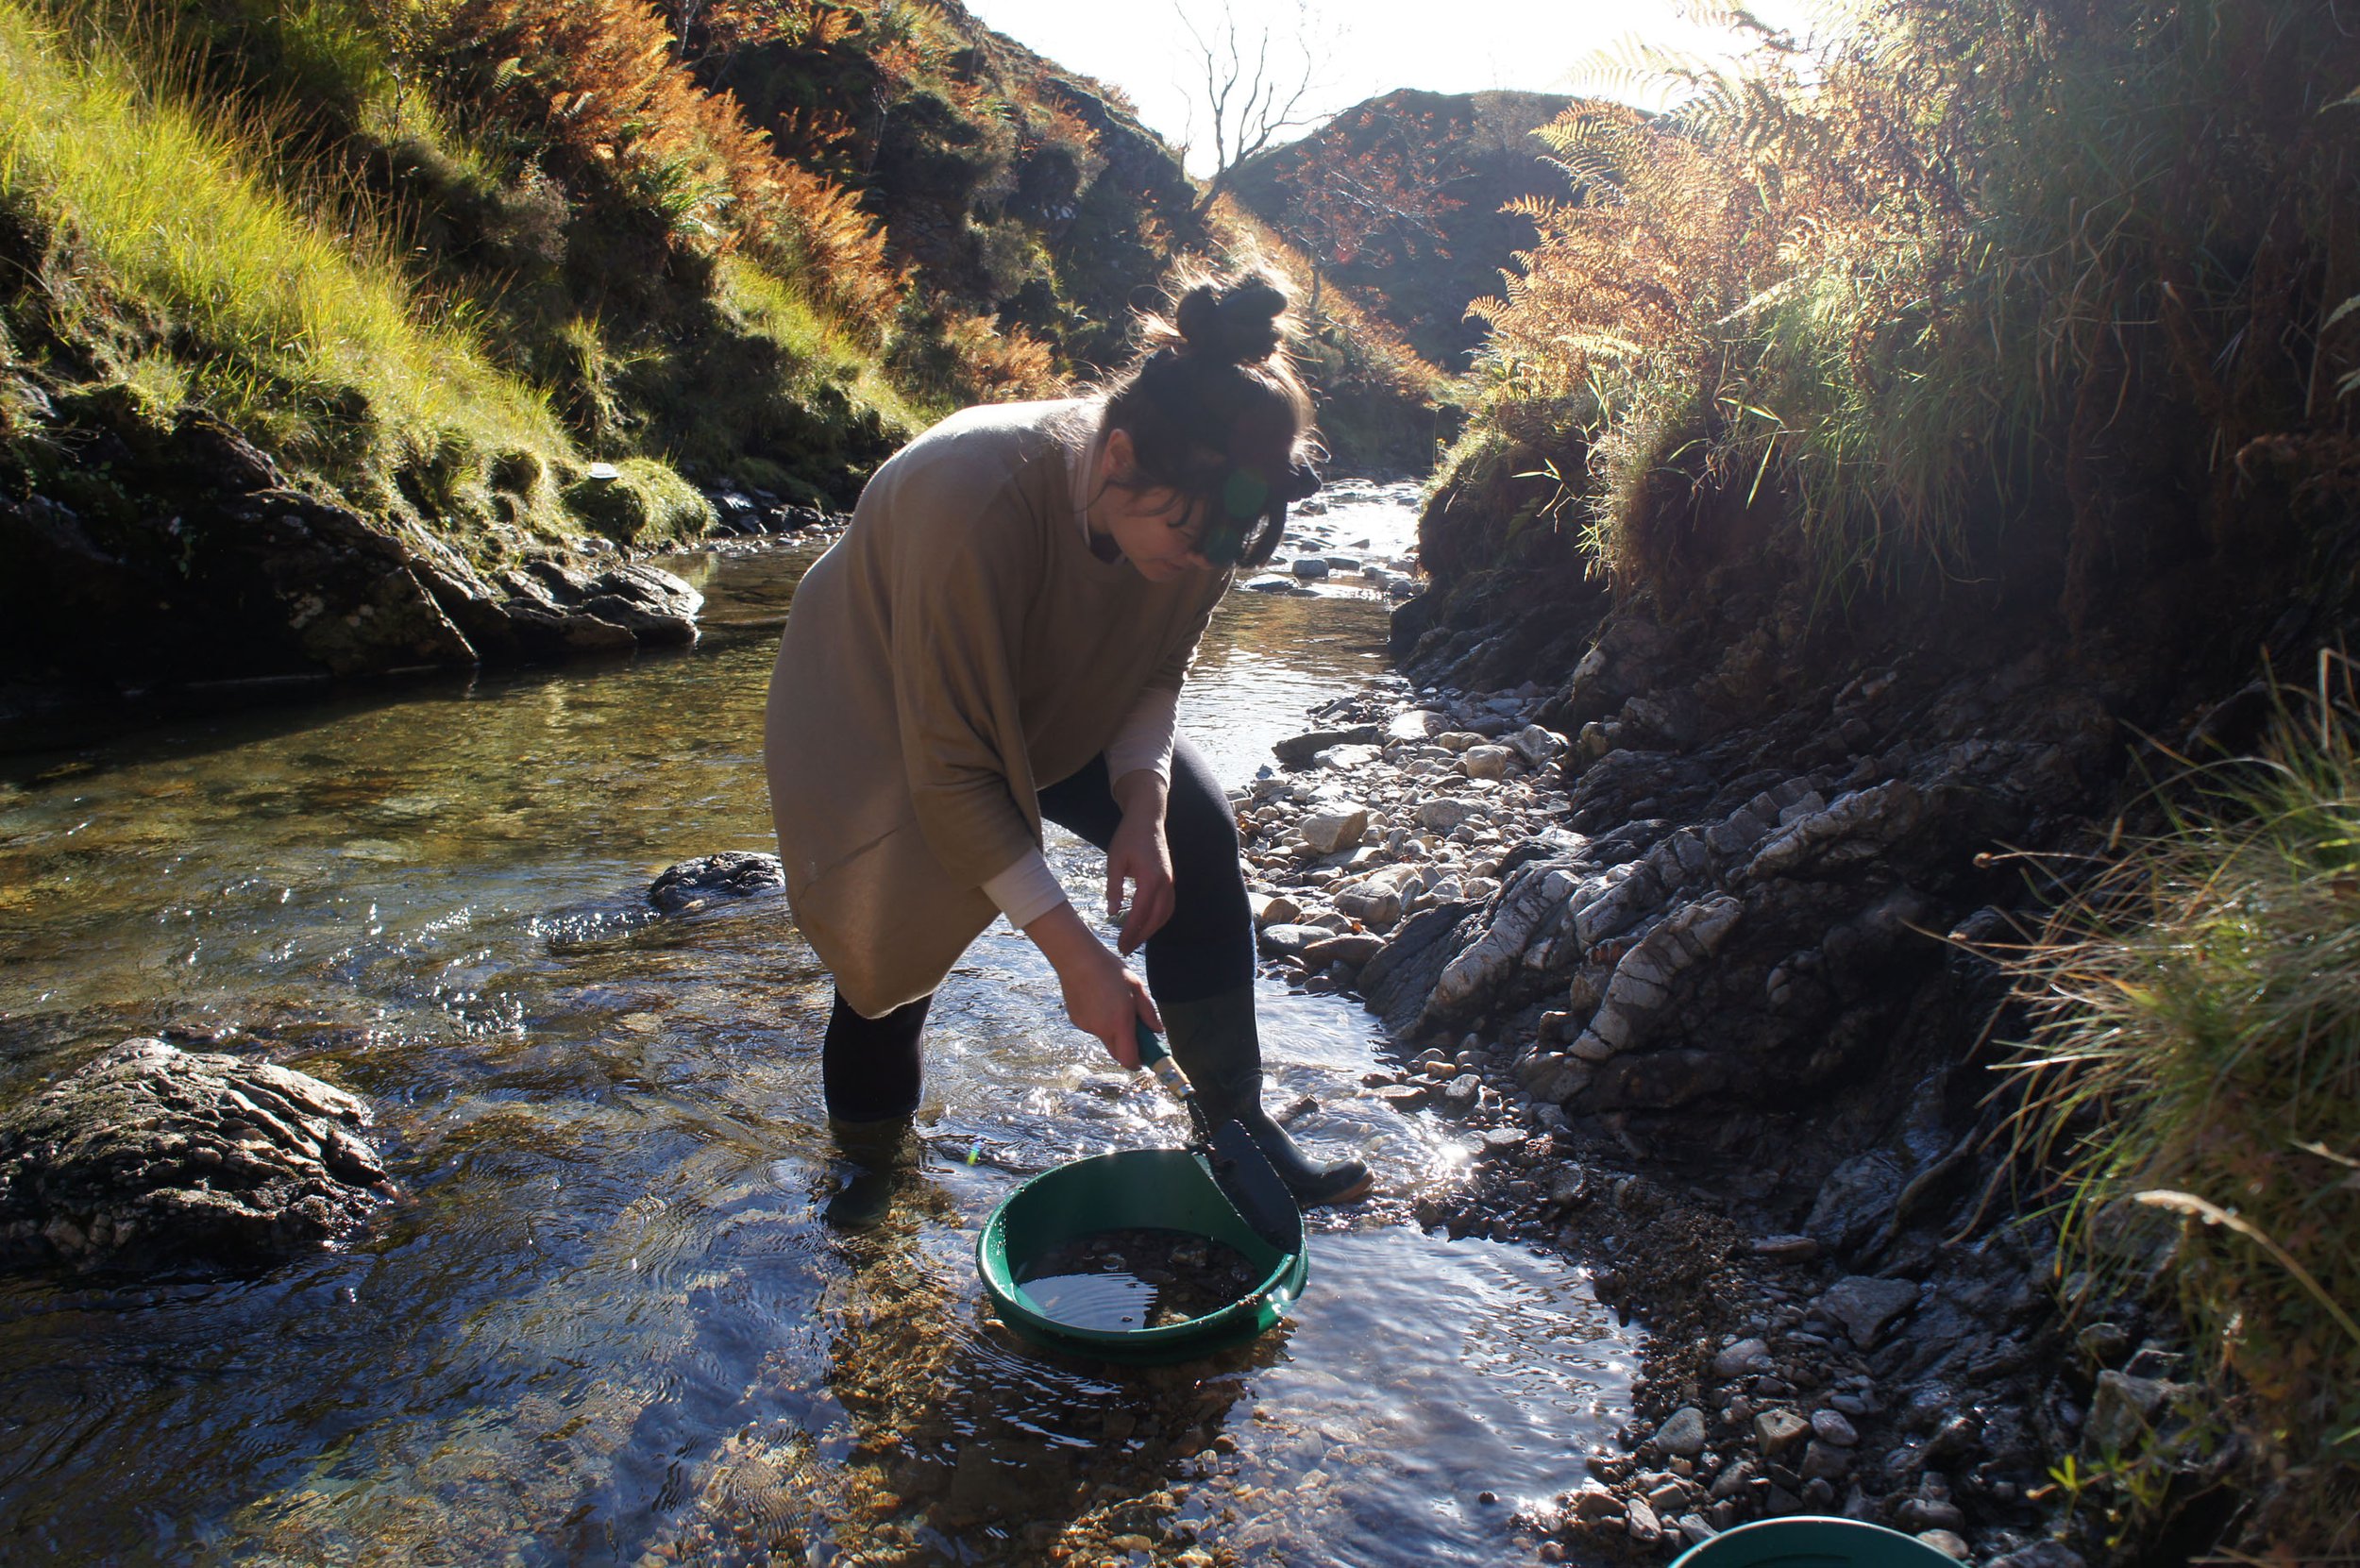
xmin=0 ymin=483 xmax=1633 ymax=1565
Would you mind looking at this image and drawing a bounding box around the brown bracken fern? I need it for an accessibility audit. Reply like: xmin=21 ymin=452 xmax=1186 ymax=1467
xmin=443 ymin=0 xmax=903 ymax=338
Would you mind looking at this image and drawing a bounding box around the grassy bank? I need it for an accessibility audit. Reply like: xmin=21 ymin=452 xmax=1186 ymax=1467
xmin=0 ymin=0 xmax=582 ymax=537
xmin=2002 ymin=658 xmax=2360 ymax=1552
xmin=0 ymin=0 xmax=1216 ymax=581
xmin=1441 ymin=0 xmax=2359 ymax=615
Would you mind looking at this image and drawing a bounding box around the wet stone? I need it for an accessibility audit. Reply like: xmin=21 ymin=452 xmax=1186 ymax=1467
xmin=648 ymin=851 xmax=784 ymax=911
xmin=2083 ymin=1368 xmax=2171 ymax=1453
xmin=1256 ymin=923 xmax=1331 ymax=957
xmin=1572 ymin=1483 xmax=1625 ymax=1521
xmin=1799 ymin=1440 xmax=1851 ymax=1481
xmin=1805 ymin=1152 xmax=1907 ymax=1251
xmin=1273 ymin=726 xmax=1381 ymax=767
xmin=1459 ymin=746 xmax=1516 ymax=781
xmin=1755 ymin=1408 xmax=1811 ymax=1454
xmin=1299 ymin=807 xmax=1371 ymax=855
xmin=1896 ymin=1497 xmax=1966 ymax=1533
xmin=1417 ymin=799 xmax=1480 ymax=833
xmin=1654 ymin=1407 xmax=1708 ymax=1458
xmin=1812 ymin=1408 xmax=1860 ymax=1446
xmin=1713 ymin=1337 xmax=1771 ymax=1378
xmin=1299 ymin=933 xmax=1384 ymax=970
xmin=1818 ymin=1275 xmax=1920 ymax=1348
xmin=1314 ymin=744 xmax=1382 ymax=771
xmin=1250 ymin=891 xmax=1304 ymax=928
xmin=1388 ymin=710 xmax=1448 ymax=742
xmin=0 ymin=1037 xmax=392 ymax=1271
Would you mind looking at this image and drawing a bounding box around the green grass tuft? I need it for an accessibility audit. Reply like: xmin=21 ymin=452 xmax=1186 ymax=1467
xmin=1999 ymin=653 xmax=2360 ymax=1553
xmin=717 ymin=257 xmax=930 ymax=442
xmin=560 ymin=457 xmax=716 ymax=548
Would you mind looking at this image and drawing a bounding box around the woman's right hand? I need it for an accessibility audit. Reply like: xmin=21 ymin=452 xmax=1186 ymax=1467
xmin=1022 ymin=902 xmax=1161 ymax=1067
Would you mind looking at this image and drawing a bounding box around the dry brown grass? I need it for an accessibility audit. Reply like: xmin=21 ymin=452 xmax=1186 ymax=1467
xmin=1462 ymin=0 xmax=2360 ymax=606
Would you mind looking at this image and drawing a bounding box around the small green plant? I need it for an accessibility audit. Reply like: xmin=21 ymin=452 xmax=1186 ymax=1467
xmin=2042 ymin=1452 xmax=2094 ymax=1517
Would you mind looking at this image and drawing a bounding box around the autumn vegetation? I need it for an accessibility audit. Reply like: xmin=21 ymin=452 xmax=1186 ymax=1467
xmin=1448 ymin=0 xmax=2357 ymax=614
xmin=0 ymin=0 xmax=1350 ymax=566
xmin=1428 ymin=0 xmax=2360 ymax=1549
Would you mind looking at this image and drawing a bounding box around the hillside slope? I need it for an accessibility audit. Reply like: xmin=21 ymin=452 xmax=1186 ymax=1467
xmin=689 ymin=0 xmax=1205 ymax=375
xmin=1227 ymin=89 xmax=1576 ymax=369
xmin=0 ymin=0 xmax=1210 ymax=700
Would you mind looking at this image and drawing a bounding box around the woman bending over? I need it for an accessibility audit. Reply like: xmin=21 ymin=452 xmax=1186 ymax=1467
xmin=765 ymin=269 xmax=1372 ymax=1213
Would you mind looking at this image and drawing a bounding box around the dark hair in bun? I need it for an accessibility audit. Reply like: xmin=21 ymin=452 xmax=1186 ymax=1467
xmin=1172 ymin=275 xmax=1287 ymax=365
xmin=1094 ymin=266 xmax=1321 ymax=571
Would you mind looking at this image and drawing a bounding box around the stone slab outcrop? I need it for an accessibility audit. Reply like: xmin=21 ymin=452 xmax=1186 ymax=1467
xmin=0 ymin=1039 xmax=393 ymax=1271
xmin=0 ymin=405 xmax=703 ymax=690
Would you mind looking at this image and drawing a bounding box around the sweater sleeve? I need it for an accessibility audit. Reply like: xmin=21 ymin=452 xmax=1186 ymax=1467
xmin=981 ymin=850 xmax=1070 ymax=927
xmin=1104 ymin=683 xmax=1179 ymax=784
xmin=887 ymin=476 xmax=1046 ymax=892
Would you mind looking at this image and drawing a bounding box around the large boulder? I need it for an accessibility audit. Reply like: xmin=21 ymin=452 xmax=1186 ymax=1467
xmin=0 ymin=1039 xmax=393 ymax=1271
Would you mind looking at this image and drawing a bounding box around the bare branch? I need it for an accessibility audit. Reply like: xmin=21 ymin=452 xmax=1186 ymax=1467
xmin=1173 ymin=0 xmax=1324 ymax=198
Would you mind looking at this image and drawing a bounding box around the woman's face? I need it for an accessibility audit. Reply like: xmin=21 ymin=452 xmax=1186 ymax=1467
xmin=1088 ymin=430 xmax=1219 ymax=583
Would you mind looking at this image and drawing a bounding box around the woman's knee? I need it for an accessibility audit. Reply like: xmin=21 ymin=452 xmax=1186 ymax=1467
xmin=1162 ymin=741 xmax=1241 ymax=862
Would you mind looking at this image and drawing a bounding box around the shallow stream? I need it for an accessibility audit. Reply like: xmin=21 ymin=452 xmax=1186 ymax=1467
xmin=0 ymin=484 xmax=1634 ymax=1564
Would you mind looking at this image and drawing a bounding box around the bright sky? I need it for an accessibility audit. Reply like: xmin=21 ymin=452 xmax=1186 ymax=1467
xmin=964 ymin=0 xmax=1815 ymax=176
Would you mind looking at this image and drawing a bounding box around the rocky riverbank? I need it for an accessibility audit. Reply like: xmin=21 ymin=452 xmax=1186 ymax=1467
xmin=1239 ymin=650 xmax=2225 ymax=1566
xmin=1 ymin=402 xmax=712 ymax=717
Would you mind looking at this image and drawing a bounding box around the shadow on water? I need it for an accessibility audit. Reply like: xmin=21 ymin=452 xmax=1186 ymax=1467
xmin=0 ymin=505 xmax=1635 ymax=1565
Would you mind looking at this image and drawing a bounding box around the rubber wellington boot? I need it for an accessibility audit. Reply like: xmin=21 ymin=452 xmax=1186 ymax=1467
xmin=1160 ymin=987 xmax=1374 ymax=1206
xmin=821 ymin=1116 xmax=918 ymax=1231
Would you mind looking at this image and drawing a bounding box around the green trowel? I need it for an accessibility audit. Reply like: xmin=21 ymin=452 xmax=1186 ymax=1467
xmin=1132 ymin=1019 xmax=1302 ymax=1253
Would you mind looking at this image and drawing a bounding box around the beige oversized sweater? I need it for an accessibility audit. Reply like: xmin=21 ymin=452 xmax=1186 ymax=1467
xmin=764 ymin=398 xmax=1229 ymax=1018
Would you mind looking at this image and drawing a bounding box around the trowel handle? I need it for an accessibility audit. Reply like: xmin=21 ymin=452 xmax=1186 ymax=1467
xmin=1134 ymin=1018 xmax=1169 ymax=1066
xmin=1135 ymin=1020 xmax=1193 ymax=1100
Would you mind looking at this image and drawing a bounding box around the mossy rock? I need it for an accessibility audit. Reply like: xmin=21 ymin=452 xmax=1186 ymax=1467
xmin=489 ymin=447 xmax=547 ymax=496
xmin=561 ymin=458 xmax=716 ymax=547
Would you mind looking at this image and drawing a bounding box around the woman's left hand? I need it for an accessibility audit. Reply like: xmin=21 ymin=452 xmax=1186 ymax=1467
xmin=1107 ymin=770 xmax=1175 ymax=955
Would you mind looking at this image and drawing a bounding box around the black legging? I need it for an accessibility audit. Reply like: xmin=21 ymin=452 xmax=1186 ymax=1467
xmin=820 ymin=735 xmax=1252 ymax=1121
